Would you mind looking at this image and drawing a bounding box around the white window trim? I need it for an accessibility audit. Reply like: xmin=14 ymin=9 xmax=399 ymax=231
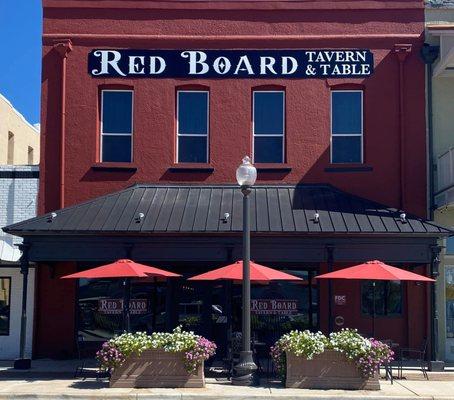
xmin=176 ymin=90 xmax=210 ymax=163
xmin=252 ymin=90 xmax=285 ymax=164
xmin=330 ymin=90 xmax=363 ymax=164
xmin=100 ymin=89 xmax=134 ymax=162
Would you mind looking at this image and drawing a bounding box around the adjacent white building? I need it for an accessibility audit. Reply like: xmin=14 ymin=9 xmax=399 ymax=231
xmin=0 ymin=94 xmax=39 ymax=359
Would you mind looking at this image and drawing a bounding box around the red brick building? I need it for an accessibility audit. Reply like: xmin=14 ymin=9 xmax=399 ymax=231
xmin=5 ymin=0 xmax=450 ymax=364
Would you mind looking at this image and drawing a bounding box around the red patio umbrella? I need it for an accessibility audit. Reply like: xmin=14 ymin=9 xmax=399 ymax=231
xmin=189 ymin=261 xmax=303 ymax=353
xmin=315 ymin=260 xmax=435 ymax=337
xmin=61 ymin=259 xmax=181 ymax=332
xmin=188 ymin=260 xmax=303 ymax=282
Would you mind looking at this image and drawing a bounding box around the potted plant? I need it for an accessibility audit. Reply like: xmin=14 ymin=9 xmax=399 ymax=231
xmin=96 ymin=327 xmax=216 ymax=388
xmin=271 ymin=329 xmax=394 ymax=390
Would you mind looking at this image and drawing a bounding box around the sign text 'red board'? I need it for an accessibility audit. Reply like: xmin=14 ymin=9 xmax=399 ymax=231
xmin=88 ymin=49 xmax=374 ymax=79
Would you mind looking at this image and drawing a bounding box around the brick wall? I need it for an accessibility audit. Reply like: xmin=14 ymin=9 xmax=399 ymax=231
xmin=0 ymin=165 xmax=39 ymax=261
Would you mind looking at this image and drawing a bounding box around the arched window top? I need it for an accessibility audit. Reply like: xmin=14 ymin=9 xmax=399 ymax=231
xmin=327 ymin=80 xmax=365 ymax=91
xmin=98 ymin=83 xmax=134 ymax=91
xmin=252 ymin=84 xmax=285 ymax=92
xmin=176 ymin=84 xmax=210 ymax=91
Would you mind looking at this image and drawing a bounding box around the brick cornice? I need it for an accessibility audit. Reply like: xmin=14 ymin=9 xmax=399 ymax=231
xmin=43 ymin=0 xmax=424 ymax=10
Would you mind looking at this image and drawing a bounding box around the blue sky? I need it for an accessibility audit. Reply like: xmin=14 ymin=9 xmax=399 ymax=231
xmin=0 ymin=1 xmax=42 ymax=125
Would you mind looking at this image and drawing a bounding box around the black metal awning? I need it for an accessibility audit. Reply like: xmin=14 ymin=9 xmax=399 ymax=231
xmin=3 ymin=184 xmax=451 ymax=237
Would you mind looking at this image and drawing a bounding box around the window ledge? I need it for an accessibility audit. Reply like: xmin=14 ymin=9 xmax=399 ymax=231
xmin=168 ymin=164 xmax=214 ymax=173
xmin=256 ymin=164 xmax=292 ymax=173
xmin=91 ymin=162 xmax=138 ymax=172
xmin=325 ymin=165 xmax=373 ymax=173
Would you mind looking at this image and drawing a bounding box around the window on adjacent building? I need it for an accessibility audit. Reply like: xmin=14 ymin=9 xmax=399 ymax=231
xmin=101 ymin=90 xmax=133 ymax=162
xmin=331 ymin=90 xmax=363 ymax=163
xmin=361 ymin=281 xmax=402 ymax=317
xmin=253 ymin=91 xmax=285 ymax=163
xmin=27 ymin=146 xmax=34 ymax=165
xmin=447 ymin=237 xmax=454 ymax=255
xmin=7 ymin=132 xmax=14 ymax=164
xmin=177 ymin=91 xmax=209 ymax=163
xmin=0 ymin=278 xmax=11 ymax=336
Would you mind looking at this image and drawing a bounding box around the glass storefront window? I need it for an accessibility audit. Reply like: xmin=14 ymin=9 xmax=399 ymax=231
xmin=361 ymin=281 xmax=402 ymax=316
xmin=0 ymin=278 xmax=11 ymax=336
xmin=77 ymin=278 xmax=166 ymax=341
xmin=233 ymin=270 xmax=318 ymax=347
xmin=446 ymin=266 xmax=454 ymax=339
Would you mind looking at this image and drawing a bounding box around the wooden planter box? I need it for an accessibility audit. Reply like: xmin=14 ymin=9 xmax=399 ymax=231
xmin=285 ymin=349 xmax=380 ymax=390
xmin=109 ymin=349 xmax=205 ymax=388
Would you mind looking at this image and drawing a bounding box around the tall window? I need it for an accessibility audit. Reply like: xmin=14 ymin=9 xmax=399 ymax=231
xmin=361 ymin=281 xmax=402 ymax=317
xmin=253 ymin=91 xmax=285 ymax=163
xmin=0 ymin=278 xmax=11 ymax=335
xmin=7 ymin=132 xmax=14 ymax=164
xmin=177 ymin=91 xmax=209 ymax=163
xmin=101 ymin=90 xmax=133 ymax=162
xmin=27 ymin=146 xmax=34 ymax=165
xmin=331 ymin=90 xmax=363 ymax=163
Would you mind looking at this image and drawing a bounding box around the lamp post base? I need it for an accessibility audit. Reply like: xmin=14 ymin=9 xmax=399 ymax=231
xmin=232 ymin=351 xmax=258 ymax=386
xmin=14 ymin=358 xmax=31 ymax=370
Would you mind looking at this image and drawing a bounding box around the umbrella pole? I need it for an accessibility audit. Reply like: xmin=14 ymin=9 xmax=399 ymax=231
xmin=372 ymin=281 xmax=376 ymax=338
xmin=123 ymin=278 xmax=131 ymax=333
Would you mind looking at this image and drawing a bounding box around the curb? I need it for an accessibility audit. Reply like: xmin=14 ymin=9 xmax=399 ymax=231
xmin=0 ymin=393 xmax=450 ymax=400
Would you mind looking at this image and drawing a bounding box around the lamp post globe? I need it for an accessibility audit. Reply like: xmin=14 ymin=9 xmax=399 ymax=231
xmin=236 ymin=156 xmax=257 ymax=188
xmin=232 ymin=156 xmax=258 ymax=386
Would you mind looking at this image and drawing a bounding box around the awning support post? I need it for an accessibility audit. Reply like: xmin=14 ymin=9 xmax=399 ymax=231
xmin=14 ymin=243 xmax=31 ymax=369
xmin=327 ymin=245 xmax=334 ymax=334
xmin=429 ymin=245 xmax=444 ymax=371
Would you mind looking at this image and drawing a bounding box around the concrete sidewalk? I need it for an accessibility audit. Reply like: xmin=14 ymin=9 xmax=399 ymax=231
xmin=0 ymin=360 xmax=453 ymax=400
xmin=0 ymin=378 xmax=453 ymax=400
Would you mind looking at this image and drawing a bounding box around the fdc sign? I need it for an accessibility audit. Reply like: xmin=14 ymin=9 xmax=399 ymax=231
xmin=88 ymin=49 xmax=374 ymax=79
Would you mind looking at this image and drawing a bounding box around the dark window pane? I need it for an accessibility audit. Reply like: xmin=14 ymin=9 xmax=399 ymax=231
xmin=102 ymin=135 xmax=132 ymax=162
xmin=254 ymin=136 xmax=283 ymax=163
xmin=332 ymin=91 xmax=362 ymax=134
xmin=361 ymin=281 xmax=402 ymax=317
xmin=102 ymin=91 xmax=133 ymax=134
xmin=178 ymin=136 xmax=207 ymax=163
xmin=254 ymin=92 xmax=284 ymax=135
xmin=0 ymin=278 xmax=11 ymax=335
xmin=332 ymin=136 xmax=361 ymax=163
xmin=178 ymin=92 xmax=208 ymax=134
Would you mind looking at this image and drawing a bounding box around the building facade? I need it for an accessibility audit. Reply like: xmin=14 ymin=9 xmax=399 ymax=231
xmin=0 ymin=93 xmax=39 ymax=360
xmin=4 ymin=0 xmax=451 ymax=365
xmin=425 ymin=0 xmax=454 ymax=363
xmin=0 ymin=94 xmax=39 ymax=166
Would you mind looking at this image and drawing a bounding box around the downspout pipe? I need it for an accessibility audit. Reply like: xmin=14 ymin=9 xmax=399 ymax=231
xmin=394 ymin=44 xmax=412 ymax=211
xmin=53 ymin=40 xmax=73 ymax=209
xmin=421 ymin=45 xmax=442 ymax=372
xmin=421 ymin=44 xmax=440 ymax=220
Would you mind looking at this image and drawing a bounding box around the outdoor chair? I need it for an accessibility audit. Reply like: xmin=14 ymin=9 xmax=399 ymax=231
xmin=74 ymin=334 xmax=110 ymax=380
xmin=397 ymin=339 xmax=428 ymax=380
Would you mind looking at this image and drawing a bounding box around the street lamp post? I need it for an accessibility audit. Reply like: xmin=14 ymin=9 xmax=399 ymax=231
xmin=232 ymin=156 xmax=258 ymax=386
